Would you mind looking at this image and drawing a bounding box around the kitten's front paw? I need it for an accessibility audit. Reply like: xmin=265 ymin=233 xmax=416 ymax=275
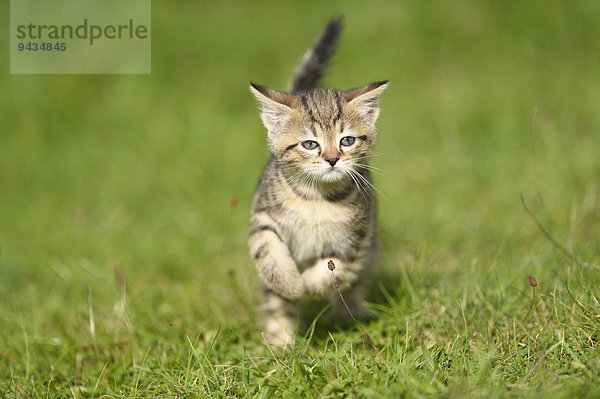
xmin=271 ymin=276 xmax=304 ymax=300
xmin=259 ymin=258 xmax=305 ymax=299
xmin=302 ymin=258 xmax=356 ymax=298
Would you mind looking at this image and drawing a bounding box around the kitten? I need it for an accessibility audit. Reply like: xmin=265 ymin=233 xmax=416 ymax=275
xmin=249 ymin=17 xmax=388 ymax=347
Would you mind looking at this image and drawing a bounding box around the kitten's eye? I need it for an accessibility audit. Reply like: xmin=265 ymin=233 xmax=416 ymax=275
xmin=340 ymin=136 xmax=356 ymax=147
xmin=301 ymin=140 xmax=319 ymax=150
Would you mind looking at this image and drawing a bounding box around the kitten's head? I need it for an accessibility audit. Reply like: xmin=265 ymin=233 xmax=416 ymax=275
xmin=250 ymin=81 xmax=388 ymax=185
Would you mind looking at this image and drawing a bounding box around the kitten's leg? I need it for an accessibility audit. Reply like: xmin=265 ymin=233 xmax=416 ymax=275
xmin=301 ymin=257 xmax=359 ymax=298
xmin=262 ymin=285 xmax=297 ymax=348
xmin=249 ymin=213 xmax=304 ymax=299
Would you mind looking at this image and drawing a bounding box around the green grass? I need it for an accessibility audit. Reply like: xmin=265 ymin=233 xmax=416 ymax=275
xmin=1 ymin=1 xmax=600 ymax=397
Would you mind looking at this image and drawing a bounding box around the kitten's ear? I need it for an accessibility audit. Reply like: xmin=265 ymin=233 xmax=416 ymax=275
xmin=250 ymin=83 xmax=296 ymax=132
xmin=344 ymin=81 xmax=389 ymax=124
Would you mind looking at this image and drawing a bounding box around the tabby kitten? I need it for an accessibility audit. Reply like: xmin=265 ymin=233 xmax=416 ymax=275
xmin=249 ymin=17 xmax=388 ymax=347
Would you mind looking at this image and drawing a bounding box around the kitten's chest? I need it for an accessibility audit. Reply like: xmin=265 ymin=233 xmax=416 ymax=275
xmin=278 ymin=198 xmax=354 ymax=266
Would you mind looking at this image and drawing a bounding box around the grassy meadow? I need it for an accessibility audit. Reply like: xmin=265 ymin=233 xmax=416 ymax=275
xmin=1 ymin=1 xmax=600 ymax=397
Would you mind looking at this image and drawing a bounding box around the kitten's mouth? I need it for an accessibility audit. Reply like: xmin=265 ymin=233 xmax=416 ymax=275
xmin=318 ymin=167 xmax=345 ymax=182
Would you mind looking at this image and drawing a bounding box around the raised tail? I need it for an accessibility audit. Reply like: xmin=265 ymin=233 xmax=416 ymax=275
xmin=287 ymin=16 xmax=343 ymax=93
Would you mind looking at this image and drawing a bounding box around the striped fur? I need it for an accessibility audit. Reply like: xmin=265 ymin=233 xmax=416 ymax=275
xmin=250 ymin=18 xmax=388 ymax=347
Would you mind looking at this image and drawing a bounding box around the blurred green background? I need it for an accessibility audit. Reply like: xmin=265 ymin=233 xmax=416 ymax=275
xmin=1 ymin=0 xmax=599 ymax=396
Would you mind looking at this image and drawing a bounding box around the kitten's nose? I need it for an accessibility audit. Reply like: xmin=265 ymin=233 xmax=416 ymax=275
xmin=325 ymin=156 xmax=340 ymax=167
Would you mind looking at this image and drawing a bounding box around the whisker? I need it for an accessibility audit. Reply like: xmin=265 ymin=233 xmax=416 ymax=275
xmin=347 ymin=169 xmax=368 ymax=203
xmin=352 ymin=163 xmax=385 ymax=176
xmin=351 ymin=152 xmax=390 ymax=162
xmin=350 ymin=169 xmax=379 ymax=201
xmin=354 ymin=171 xmax=378 ymax=194
xmin=354 ymin=163 xmax=385 ymax=172
xmin=349 ymin=169 xmax=374 ymax=202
